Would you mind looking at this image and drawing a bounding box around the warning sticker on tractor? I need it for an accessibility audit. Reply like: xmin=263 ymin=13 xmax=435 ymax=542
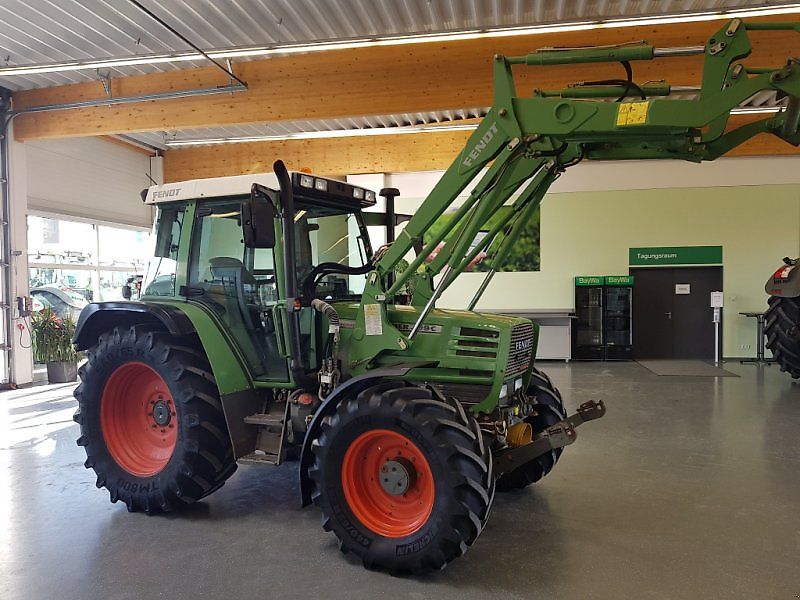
xmin=616 ymin=100 xmax=650 ymax=126
xmin=364 ymin=303 xmax=383 ymax=336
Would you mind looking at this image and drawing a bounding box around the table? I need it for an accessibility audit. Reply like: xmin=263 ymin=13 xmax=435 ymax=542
xmin=739 ymin=312 xmax=775 ymax=365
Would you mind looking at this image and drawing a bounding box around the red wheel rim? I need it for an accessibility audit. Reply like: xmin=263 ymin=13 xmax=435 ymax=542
xmin=341 ymin=429 xmax=435 ymax=538
xmin=100 ymin=362 xmax=178 ymax=477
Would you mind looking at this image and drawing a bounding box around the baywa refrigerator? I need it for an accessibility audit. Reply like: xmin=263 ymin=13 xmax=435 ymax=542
xmin=573 ymin=276 xmax=633 ymax=360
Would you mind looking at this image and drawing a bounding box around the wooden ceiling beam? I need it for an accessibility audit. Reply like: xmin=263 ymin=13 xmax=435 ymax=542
xmin=13 ymin=15 xmax=800 ymax=141
xmin=163 ymin=130 xmax=473 ymax=181
xmin=163 ymin=114 xmax=799 ymax=183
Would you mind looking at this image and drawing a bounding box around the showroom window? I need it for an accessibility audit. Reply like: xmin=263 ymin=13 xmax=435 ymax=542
xmin=27 ymin=213 xmax=151 ymax=314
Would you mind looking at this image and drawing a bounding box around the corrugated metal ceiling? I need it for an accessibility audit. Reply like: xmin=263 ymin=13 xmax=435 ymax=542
xmin=0 ymin=0 xmax=790 ymax=90
xmin=121 ymin=107 xmax=490 ymax=149
xmin=1 ymin=0 xmax=792 ymax=147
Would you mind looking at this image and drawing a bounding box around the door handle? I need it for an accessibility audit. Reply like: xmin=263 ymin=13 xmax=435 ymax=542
xmin=665 ymin=311 xmax=672 ymax=320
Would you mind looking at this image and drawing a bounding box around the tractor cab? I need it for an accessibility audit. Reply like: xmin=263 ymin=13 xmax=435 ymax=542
xmin=141 ymin=168 xmax=380 ymax=384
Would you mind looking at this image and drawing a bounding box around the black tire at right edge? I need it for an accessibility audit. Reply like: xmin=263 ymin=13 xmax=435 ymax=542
xmin=765 ymin=295 xmax=800 ymax=379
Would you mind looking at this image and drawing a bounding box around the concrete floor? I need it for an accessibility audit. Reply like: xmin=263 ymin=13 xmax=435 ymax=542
xmin=1 ymin=361 xmax=798 ymax=599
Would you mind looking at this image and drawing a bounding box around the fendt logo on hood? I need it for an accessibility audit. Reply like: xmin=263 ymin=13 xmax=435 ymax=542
xmin=152 ymin=188 xmax=182 ymax=200
xmin=462 ymin=122 xmax=499 ymax=168
xmin=514 ymin=338 xmax=533 ymax=352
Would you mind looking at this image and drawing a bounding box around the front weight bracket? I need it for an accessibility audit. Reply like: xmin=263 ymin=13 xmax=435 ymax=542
xmin=493 ymin=399 xmax=606 ymax=477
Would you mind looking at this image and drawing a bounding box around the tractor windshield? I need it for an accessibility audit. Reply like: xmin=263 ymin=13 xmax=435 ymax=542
xmin=142 ymin=204 xmax=186 ymax=298
xmin=293 ymin=202 xmax=373 ymax=302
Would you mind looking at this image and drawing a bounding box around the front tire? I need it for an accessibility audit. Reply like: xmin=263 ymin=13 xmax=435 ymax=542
xmin=308 ymin=381 xmax=494 ymax=574
xmin=765 ymin=295 xmax=800 ymax=379
xmin=73 ymin=325 xmax=237 ymax=513
xmin=496 ymin=367 xmax=566 ymax=492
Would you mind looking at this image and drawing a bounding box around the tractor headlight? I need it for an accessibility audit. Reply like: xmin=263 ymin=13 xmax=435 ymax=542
xmin=365 ymin=190 xmax=376 ymax=203
xmin=314 ymin=178 xmax=328 ymax=192
xmin=352 ymin=187 xmax=364 ymax=200
xmin=300 ymin=174 xmax=314 ymax=188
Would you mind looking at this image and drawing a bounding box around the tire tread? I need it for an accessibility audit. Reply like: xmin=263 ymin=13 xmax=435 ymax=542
xmin=74 ymin=324 xmax=237 ymax=514
xmin=308 ymin=381 xmax=494 ymax=574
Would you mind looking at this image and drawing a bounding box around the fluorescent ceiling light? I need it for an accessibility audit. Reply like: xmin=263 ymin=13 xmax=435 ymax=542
xmin=2 ymin=4 xmax=800 ymax=77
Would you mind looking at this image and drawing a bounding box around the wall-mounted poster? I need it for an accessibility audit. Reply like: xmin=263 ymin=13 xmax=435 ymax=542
xmin=422 ymin=205 xmax=541 ymax=272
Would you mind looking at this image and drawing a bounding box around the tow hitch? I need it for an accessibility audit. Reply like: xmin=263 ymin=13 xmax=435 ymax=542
xmin=494 ymin=400 xmax=606 ymax=476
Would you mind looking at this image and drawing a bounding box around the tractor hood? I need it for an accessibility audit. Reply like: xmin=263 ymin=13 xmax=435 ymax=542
xmin=334 ymin=302 xmax=537 ymax=413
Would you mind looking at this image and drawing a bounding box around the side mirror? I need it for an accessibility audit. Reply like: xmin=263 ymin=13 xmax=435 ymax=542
xmin=242 ymin=184 xmax=277 ymax=248
xmin=121 ymin=285 xmax=132 ymax=300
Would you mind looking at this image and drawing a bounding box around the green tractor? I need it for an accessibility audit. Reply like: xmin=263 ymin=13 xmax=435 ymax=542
xmin=74 ymin=18 xmax=800 ymax=573
xmin=73 ymin=166 xmax=593 ymax=573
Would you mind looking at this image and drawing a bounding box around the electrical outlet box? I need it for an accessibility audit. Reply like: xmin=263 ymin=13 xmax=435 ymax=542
xmin=16 ymin=295 xmax=32 ymax=317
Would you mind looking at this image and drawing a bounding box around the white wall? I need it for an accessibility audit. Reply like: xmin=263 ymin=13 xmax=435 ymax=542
xmin=3 ymin=137 xmax=159 ymax=385
xmin=380 ymin=156 xmax=800 ymax=358
xmin=6 ymin=127 xmax=32 ymax=384
xmin=26 ymin=137 xmax=156 ymax=227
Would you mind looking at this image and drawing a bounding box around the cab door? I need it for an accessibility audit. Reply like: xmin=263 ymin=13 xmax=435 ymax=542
xmin=187 ymin=198 xmax=289 ymax=382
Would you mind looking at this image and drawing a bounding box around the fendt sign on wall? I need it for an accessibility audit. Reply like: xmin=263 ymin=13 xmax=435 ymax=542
xmin=629 ymin=246 xmax=723 ymax=266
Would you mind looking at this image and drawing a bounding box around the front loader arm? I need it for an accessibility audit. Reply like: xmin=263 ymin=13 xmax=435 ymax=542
xmin=347 ymin=114 xmax=525 ymax=370
xmin=351 ymin=17 xmax=800 ymax=369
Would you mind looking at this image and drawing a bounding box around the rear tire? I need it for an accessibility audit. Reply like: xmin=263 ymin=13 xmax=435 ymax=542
xmin=765 ymin=295 xmax=800 ymax=379
xmin=496 ymin=367 xmax=566 ymax=492
xmin=73 ymin=325 xmax=237 ymax=513
xmin=308 ymin=381 xmax=494 ymax=574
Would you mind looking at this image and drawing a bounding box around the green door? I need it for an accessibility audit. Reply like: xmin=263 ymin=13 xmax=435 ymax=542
xmin=188 ymin=199 xmax=289 ymax=382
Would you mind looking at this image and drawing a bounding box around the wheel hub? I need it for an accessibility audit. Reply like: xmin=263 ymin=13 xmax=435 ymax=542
xmin=380 ymin=459 xmax=415 ymax=496
xmin=341 ymin=429 xmax=435 ymax=538
xmin=100 ymin=362 xmax=178 ymax=477
xmin=152 ymin=399 xmax=172 ymax=427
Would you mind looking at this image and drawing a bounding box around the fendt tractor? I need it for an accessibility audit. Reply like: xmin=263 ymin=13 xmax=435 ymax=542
xmin=74 ymin=19 xmax=800 ymax=573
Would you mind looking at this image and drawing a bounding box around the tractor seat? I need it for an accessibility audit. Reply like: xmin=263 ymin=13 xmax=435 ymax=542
xmin=209 ymin=257 xmax=257 ymax=287
xmin=208 ymin=257 xmax=262 ymax=333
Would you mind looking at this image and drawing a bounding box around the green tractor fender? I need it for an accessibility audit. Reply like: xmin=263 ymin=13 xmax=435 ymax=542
xmin=74 ymin=301 xmax=196 ymax=348
xmin=74 ymin=301 xmax=252 ymax=395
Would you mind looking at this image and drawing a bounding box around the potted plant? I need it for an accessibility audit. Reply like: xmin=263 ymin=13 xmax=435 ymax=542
xmin=31 ymin=308 xmax=80 ymax=383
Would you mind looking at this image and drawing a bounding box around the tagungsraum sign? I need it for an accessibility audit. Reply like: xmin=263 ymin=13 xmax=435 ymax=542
xmin=629 ymin=246 xmax=722 ymax=266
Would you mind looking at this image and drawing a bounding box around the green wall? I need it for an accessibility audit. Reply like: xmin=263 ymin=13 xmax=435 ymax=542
xmin=439 ymin=184 xmax=800 ymax=358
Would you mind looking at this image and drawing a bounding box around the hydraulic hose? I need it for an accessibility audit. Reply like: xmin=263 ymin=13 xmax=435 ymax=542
xmin=311 ymin=298 xmax=340 ymax=330
xmin=311 ymin=299 xmax=341 ymax=397
xmin=301 ymin=261 xmax=373 ymax=301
